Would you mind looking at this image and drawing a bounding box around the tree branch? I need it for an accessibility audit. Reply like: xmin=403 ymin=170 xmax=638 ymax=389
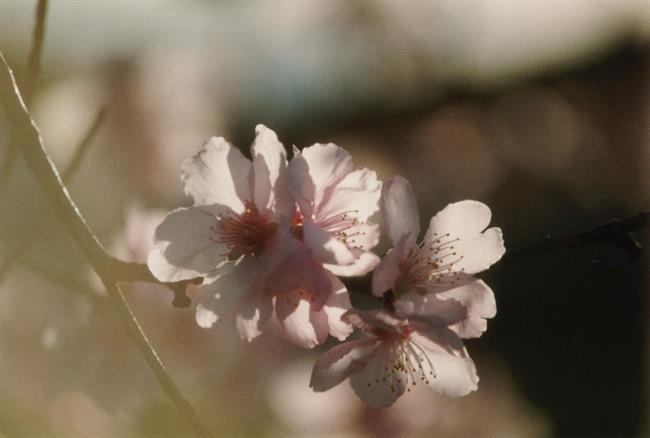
xmin=501 ymin=212 xmax=649 ymax=264
xmin=0 ymin=0 xmax=49 ymax=209
xmin=0 ymin=107 xmax=106 ymax=289
xmin=25 ymin=0 xmax=49 ymax=103
xmin=0 ymin=51 xmax=211 ymax=438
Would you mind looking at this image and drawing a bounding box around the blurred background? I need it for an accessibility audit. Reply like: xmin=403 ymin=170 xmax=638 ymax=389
xmin=0 ymin=1 xmax=648 ymax=436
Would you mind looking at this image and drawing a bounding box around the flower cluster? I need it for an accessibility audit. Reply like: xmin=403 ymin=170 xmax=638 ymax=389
xmin=148 ymin=125 xmax=505 ymax=407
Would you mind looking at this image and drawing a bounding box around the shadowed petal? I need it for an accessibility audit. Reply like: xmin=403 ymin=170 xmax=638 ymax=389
xmin=436 ymin=279 xmax=496 ymax=338
xmin=349 ymin=344 xmax=407 ymax=407
xmin=394 ymin=293 xmax=468 ymax=328
xmin=310 ymin=338 xmax=379 ymax=392
xmin=382 ymin=176 xmax=420 ymax=247
xmin=251 ymin=125 xmax=292 ymax=219
xmin=325 ymin=252 xmax=380 ymax=277
xmin=372 ymin=248 xmax=402 ymax=297
xmin=147 ymin=205 xmax=228 ymax=282
xmin=275 ymin=288 xmax=329 ymax=349
xmin=317 ymin=167 xmax=381 ymax=223
xmin=410 ymin=328 xmax=479 ymax=397
xmin=303 ymin=219 xmax=355 ymax=266
xmin=288 ymin=143 xmax=353 ymax=217
xmin=182 ymin=137 xmax=252 ymax=212
xmin=322 ymin=275 xmax=354 ymax=341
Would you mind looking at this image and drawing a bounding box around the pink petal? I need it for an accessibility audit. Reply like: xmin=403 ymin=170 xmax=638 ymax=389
xmin=266 ymin=242 xmax=334 ymax=310
xmin=181 ymin=137 xmax=252 ymax=212
xmin=437 ymin=279 xmax=496 ymax=338
xmin=310 ymin=338 xmax=379 ymax=392
xmin=382 ymin=176 xmax=420 ymax=247
xmin=147 ymin=205 xmax=228 ymax=282
xmin=251 ymin=125 xmax=292 ymax=219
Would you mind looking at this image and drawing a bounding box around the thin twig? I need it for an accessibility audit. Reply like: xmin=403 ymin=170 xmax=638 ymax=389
xmin=501 ymin=212 xmax=650 ymax=264
xmin=106 ymin=282 xmax=213 ymax=438
xmin=25 ymin=0 xmax=49 ymax=103
xmin=0 ymin=0 xmax=49 ymax=208
xmin=0 ymin=107 xmax=107 ymax=288
xmin=0 ymin=51 xmax=212 ymax=438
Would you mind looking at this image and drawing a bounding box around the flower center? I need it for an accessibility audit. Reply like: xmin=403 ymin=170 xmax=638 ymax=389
xmin=399 ymin=233 xmax=465 ymax=293
xmin=365 ymin=331 xmax=437 ymax=393
xmin=290 ymin=211 xmax=304 ymax=240
xmin=211 ymin=202 xmax=278 ymax=261
xmin=318 ymin=209 xmax=368 ymax=250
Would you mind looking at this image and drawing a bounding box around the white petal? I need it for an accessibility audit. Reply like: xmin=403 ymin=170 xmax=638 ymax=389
xmin=195 ymin=273 xmax=223 ymax=328
xmin=324 ymin=252 xmax=380 ymax=277
xmin=437 ymin=279 xmax=496 ymax=338
xmin=349 ymin=344 xmax=408 ymax=407
xmin=303 ymin=219 xmax=355 ymax=266
xmin=425 ymin=200 xmax=491 ymax=242
xmin=251 ymin=125 xmax=292 ymax=218
xmin=371 ymin=248 xmax=402 ymax=297
xmin=147 ymin=206 xmax=227 ymax=282
xmin=424 ymin=201 xmax=505 ymax=274
xmin=410 ymin=328 xmax=479 ymax=397
xmin=322 ymin=275 xmax=353 ymax=341
xmin=382 ymin=176 xmax=420 ymax=247
xmin=321 ymin=222 xmax=381 ymax=277
xmin=288 ymin=143 xmax=353 ymax=217
xmin=181 ymin=137 xmax=252 ymax=212
xmin=195 ymin=303 xmax=219 ymax=328
xmin=344 ymin=222 xmax=380 ymax=252
xmin=316 ymin=167 xmax=381 ymax=224
xmin=310 ymin=338 xmax=379 ymax=392
xmin=394 ymin=293 xmax=468 ymax=328
xmin=275 ymin=288 xmax=329 ymax=349
xmin=343 ymin=309 xmax=404 ymax=332
xmin=455 ymin=227 xmax=505 ymax=274
xmin=235 ymin=287 xmax=274 ymax=342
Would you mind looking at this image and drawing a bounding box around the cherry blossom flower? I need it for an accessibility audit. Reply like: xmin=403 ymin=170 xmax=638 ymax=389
xmin=310 ymin=309 xmax=478 ymax=408
xmin=148 ymin=126 xmax=355 ymax=348
xmin=373 ymin=176 xmax=505 ymax=338
xmin=148 ymin=125 xmax=294 ymax=340
xmin=288 ymin=143 xmax=382 ymax=277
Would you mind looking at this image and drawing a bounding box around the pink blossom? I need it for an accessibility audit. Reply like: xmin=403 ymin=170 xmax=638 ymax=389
xmin=373 ymin=176 xmax=505 ymax=338
xmin=288 ymin=143 xmax=382 ymax=277
xmin=147 ymin=126 xmax=356 ymax=348
xmin=310 ymin=309 xmax=478 ymax=408
xmin=148 ymin=125 xmax=294 ymax=340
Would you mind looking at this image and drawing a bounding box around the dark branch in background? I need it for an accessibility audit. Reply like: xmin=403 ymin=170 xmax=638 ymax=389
xmin=25 ymin=0 xmax=49 ymax=103
xmin=0 ymin=0 xmax=49 ymax=209
xmin=0 ymin=52 xmax=211 ymax=438
xmin=500 ymin=212 xmax=649 ymax=265
xmin=0 ymin=107 xmax=106 ymax=288
xmin=344 ymin=212 xmax=649 ymax=298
